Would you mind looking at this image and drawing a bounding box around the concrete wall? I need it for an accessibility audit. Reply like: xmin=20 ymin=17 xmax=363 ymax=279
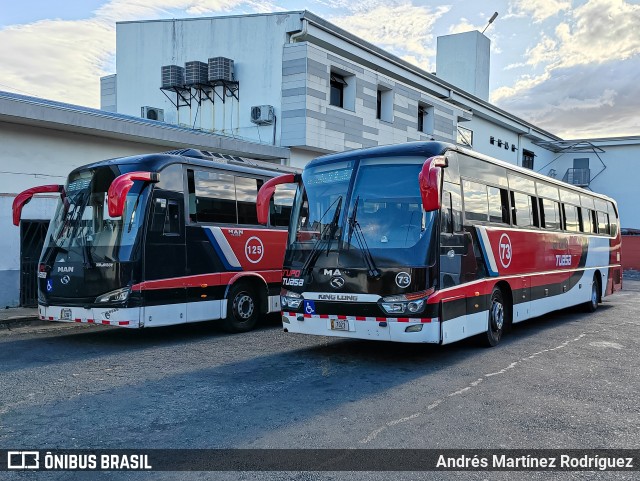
xmin=0 ymin=121 xmax=171 ymax=307
xmin=116 ymin=14 xmax=301 ymax=142
xmin=280 ymin=42 xmax=460 ymax=153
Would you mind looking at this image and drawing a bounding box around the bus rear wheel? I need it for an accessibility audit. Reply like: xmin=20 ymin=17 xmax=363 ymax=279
xmin=483 ymin=287 xmax=505 ymax=347
xmin=584 ymin=275 xmax=600 ymax=313
xmin=223 ymin=283 xmax=259 ymax=333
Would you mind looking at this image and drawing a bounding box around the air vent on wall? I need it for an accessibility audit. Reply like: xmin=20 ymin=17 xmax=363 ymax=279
xmin=250 ymin=105 xmax=275 ymax=125
xmin=161 ymin=65 xmax=185 ymax=88
xmin=141 ymin=106 xmax=164 ymax=121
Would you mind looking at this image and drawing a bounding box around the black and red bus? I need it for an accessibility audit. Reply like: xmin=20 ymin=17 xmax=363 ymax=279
xmin=13 ymin=149 xmax=297 ymax=331
xmin=258 ymin=141 xmax=622 ymax=346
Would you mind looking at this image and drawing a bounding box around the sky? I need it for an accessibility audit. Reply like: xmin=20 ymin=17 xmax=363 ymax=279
xmin=0 ymin=0 xmax=638 ymax=139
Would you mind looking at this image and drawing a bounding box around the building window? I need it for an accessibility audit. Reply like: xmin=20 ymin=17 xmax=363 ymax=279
xmin=376 ymin=86 xmax=393 ymax=122
xmin=522 ymin=149 xmax=535 ymax=169
xmin=457 ymin=126 xmax=473 ymax=147
xmin=330 ymin=73 xmax=346 ymax=107
xmin=417 ymin=102 xmax=434 ymax=134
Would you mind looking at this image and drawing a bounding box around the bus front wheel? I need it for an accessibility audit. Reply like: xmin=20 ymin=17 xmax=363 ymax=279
xmin=483 ymin=287 xmax=505 ymax=347
xmin=224 ymin=283 xmax=259 ymax=333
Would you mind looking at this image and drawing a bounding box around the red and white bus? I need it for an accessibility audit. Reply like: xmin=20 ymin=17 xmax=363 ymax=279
xmin=258 ymin=141 xmax=622 ymax=346
xmin=13 ymin=149 xmax=297 ymax=331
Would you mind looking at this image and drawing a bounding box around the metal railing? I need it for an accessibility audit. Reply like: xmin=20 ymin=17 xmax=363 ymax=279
xmin=562 ymin=168 xmax=591 ymax=186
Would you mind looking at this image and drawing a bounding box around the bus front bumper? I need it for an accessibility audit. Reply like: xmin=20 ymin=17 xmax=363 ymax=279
xmin=281 ymin=312 xmax=440 ymax=343
xmin=38 ymin=304 xmax=142 ymax=328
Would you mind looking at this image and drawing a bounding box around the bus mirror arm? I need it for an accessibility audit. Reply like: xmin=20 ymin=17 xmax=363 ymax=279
xmin=256 ymin=173 xmax=299 ymax=225
xmin=419 ymin=156 xmax=448 ymax=212
xmin=107 ymin=171 xmax=159 ymax=218
xmin=12 ymin=184 xmax=65 ymax=226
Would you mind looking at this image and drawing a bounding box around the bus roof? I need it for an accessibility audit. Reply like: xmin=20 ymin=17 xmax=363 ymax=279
xmin=70 ymin=149 xmax=300 ymax=179
xmin=305 ymin=141 xmax=616 ymax=205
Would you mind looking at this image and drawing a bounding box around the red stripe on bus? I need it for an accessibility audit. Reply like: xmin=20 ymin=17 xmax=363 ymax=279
xmin=118 ymin=321 xmax=130 ymax=326
xmin=74 ymin=319 xmax=81 ymax=323
xmin=397 ymin=318 xmax=409 ymax=322
xmin=87 ymin=319 xmax=95 ymax=323
xmin=131 ymin=270 xmax=284 ymax=291
xmin=48 ymin=316 xmax=54 ymax=321
xmin=101 ymin=321 xmax=110 ymax=325
xmin=355 ymin=316 xmax=366 ymax=321
xmin=421 ymin=318 xmax=432 ymax=323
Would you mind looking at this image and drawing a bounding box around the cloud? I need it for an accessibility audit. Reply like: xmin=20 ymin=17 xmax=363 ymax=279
xmin=494 ymin=58 xmax=640 ymax=138
xmin=448 ymin=18 xmax=484 ymax=35
xmin=0 ymin=0 xmax=277 ymax=107
xmin=494 ymin=0 xmax=640 ymax=137
xmin=330 ymin=3 xmax=451 ymax=71
xmin=507 ymin=0 xmax=571 ymax=23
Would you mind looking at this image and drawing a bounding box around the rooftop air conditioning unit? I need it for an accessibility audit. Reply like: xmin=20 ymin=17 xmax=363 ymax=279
xmin=141 ymin=106 xmax=164 ymax=122
xmin=161 ymin=65 xmax=185 ymax=89
xmin=185 ymin=61 xmax=209 ymax=86
xmin=208 ymin=57 xmax=235 ymax=82
xmin=250 ymin=105 xmax=274 ymax=125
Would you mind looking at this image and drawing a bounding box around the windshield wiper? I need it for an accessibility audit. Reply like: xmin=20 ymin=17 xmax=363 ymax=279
xmin=301 ymin=196 xmax=343 ymax=275
xmin=346 ymin=196 xmax=380 ymax=279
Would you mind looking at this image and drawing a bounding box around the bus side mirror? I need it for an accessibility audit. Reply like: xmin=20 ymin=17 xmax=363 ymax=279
xmin=419 ymin=156 xmax=447 ymax=212
xmin=12 ymin=185 xmax=64 ymax=226
xmin=108 ymin=171 xmax=159 ymax=218
xmin=256 ymin=173 xmax=298 ymax=225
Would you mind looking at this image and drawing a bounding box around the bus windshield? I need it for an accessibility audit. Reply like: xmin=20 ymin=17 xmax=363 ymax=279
xmin=44 ymin=167 xmax=150 ymax=263
xmin=290 ymin=156 xmax=437 ymax=266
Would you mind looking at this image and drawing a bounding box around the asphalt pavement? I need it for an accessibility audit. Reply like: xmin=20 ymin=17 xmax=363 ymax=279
xmin=1 ymin=282 xmax=639 ymax=481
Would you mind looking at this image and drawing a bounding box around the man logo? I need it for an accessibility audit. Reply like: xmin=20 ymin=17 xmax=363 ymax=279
xmin=395 ymin=272 xmax=411 ymax=288
xmin=330 ymin=276 xmax=345 ymax=289
xmin=60 ymin=275 xmax=70 ymax=285
xmin=8 ymin=451 xmax=39 ymax=469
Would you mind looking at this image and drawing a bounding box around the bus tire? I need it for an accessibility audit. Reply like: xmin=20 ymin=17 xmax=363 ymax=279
xmin=483 ymin=287 xmax=505 ymax=347
xmin=584 ymin=275 xmax=600 ymax=313
xmin=223 ymin=283 xmax=259 ymax=333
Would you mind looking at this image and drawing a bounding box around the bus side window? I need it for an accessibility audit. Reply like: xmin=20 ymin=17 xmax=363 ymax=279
xmin=591 ymin=210 xmax=599 ymax=233
xmin=487 ymin=187 xmax=509 ymax=224
xmin=597 ymin=211 xmax=609 ymax=236
xmin=150 ymin=198 xmax=167 ymax=233
xmin=441 ymin=191 xmax=453 ymax=234
xmin=581 ymin=207 xmax=592 ymax=233
xmin=511 ymin=191 xmax=532 ymax=227
xmin=164 ymin=200 xmax=180 ymax=236
xmin=462 ymin=180 xmax=489 ymax=222
xmin=235 ymin=176 xmax=259 ymax=225
xmin=608 ymin=203 xmax=618 ymax=237
xmin=187 ymin=169 xmax=197 ymax=222
xmin=564 ymin=204 xmax=580 ymax=232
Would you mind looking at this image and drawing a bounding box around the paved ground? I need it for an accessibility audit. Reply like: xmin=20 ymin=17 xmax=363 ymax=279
xmin=1 ymin=282 xmax=639 ymax=480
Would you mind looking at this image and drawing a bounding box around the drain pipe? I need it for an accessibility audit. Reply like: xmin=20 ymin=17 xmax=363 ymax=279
xmin=289 ymin=18 xmax=308 ymax=43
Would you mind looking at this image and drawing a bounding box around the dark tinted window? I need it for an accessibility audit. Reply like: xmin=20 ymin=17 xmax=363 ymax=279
xmin=330 ymin=73 xmax=346 ymax=107
xmin=235 ymin=176 xmax=259 ymax=225
xmin=542 ymin=199 xmax=561 ymax=230
xmin=462 ymin=180 xmax=488 ymax=222
xmin=194 ymin=170 xmax=236 ymax=223
xmin=564 ymin=204 xmax=580 ymax=232
xmin=164 ymin=200 xmax=180 ymax=235
xmin=487 ymin=186 xmax=509 ymax=224
xmin=511 ymin=191 xmax=533 ymax=227
xmin=597 ymin=211 xmax=609 ymax=236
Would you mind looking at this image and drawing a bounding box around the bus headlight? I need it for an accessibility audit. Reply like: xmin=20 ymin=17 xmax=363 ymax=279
xmin=380 ymin=289 xmax=433 ymax=315
xmin=281 ymin=289 xmax=302 ymax=309
xmin=95 ymin=287 xmax=130 ymax=304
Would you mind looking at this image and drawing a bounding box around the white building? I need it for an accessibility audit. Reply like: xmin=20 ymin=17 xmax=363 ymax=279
xmin=106 ymin=11 xmax=639 ymax=227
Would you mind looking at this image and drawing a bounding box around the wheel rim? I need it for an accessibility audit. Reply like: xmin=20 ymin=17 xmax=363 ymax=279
xmin=234 ymin=293 xmax=254 ymax=320
xmin=490 ymin=298 xmax=504 ymax=332
xmin=591 ymin=283 xmax=598 ymax=307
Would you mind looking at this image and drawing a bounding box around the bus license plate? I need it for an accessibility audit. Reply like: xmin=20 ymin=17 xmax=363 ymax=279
xmin=60 ymin=308 xmax=72 ymax=320
xmin=330 ymin=319 xmax=349 ymax=331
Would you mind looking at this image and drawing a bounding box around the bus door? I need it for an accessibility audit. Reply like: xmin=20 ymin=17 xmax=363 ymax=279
xmin=143 ymin=191 xmax=187 ymax=326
